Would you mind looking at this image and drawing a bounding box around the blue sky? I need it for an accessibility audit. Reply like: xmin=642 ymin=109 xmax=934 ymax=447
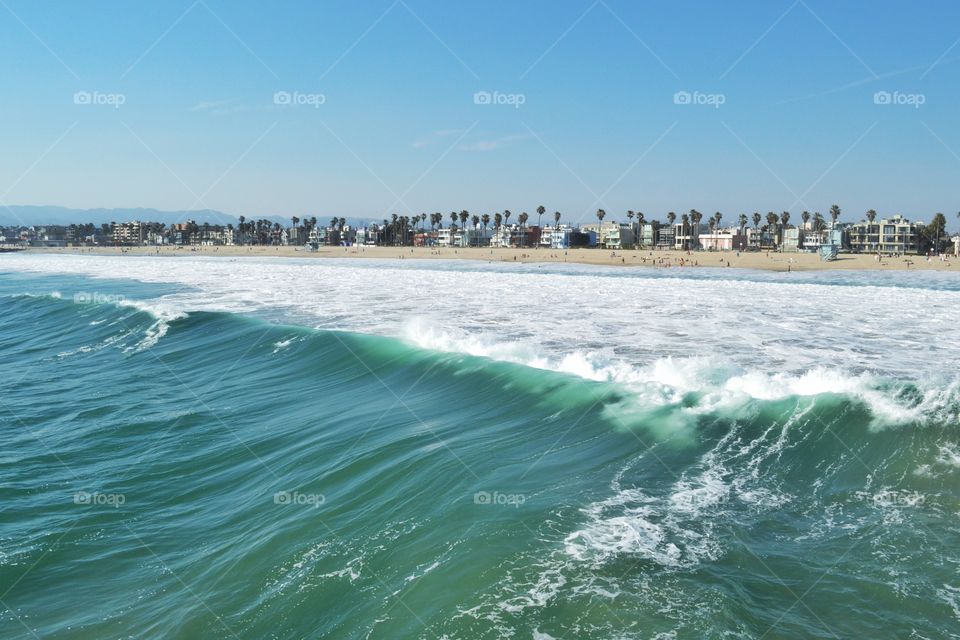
xmin=1 ymin=0 xmax=959 ymax=227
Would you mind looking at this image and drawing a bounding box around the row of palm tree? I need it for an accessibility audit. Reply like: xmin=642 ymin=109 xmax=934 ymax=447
xmin=322 ymin=204 xmax=847 ymax=249
xmin=283 ymin=203 xmax=958 ymax=250
xmin=336 ymin=208 xmax=562 ymax=248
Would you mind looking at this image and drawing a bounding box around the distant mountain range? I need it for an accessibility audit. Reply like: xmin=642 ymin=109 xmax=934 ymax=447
xmin=0 ymin=206 xmax=295 ymax=227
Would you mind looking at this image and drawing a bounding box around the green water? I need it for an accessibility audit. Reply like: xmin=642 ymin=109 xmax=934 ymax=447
xmin=1 ymin=271 xmax=959 ymax=639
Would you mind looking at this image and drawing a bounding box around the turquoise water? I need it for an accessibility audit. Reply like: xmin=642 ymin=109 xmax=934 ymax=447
xmin=1 ymin=261 xmax=959 ymax=639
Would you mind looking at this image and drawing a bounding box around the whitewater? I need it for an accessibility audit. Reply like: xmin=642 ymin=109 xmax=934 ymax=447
xmin=5 ymin=254 xmax=959 ymax=424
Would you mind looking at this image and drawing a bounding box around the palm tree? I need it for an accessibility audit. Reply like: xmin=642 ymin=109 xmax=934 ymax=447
xmin=813 ymin=212 xmax=825 ymax=248
xmin=667 ymin=211 xmax=676 ymax=226
xmin=689 ymin=210 xmax=703 ymax=249
xmin=481 ymin=213 xmax=490 ymax=244
xmin=503 ymin=210 xmax=512 ymax=245
xmin=518 ymin=212 xmax=529 ymax=247
xmin=595 ymin=209 xmax=606 ymax=247
xmin=736 ymin=214 xmax=747 ymax=249
xmin=471 ymin=215 xmax=480 ymax=246
xmin=627 ymin=210 xmax=635 ymax=243
xmin=931 ymin=212 xmax=947 ymax=252
xmin=764 ymin=212 xmax=777 ymax=248
xmin=536 ymin=205 xmax=546 ymax=245
xmin=863 ymin=209 xmax=878 ymax=251
xmin=554 ymin=210 xmax=561 ymax=226
xmin=780 ymin=211 xmax=790 ymax=250
xmin=829 ymin=204 xmax=841 ymax=227
xmin=636 ymin=212 xmax=646 ymax=248
xmin=801 ymin=210 xmax=810 ymax=228
xmin=680 ymin=213 xmax=690 ymax=249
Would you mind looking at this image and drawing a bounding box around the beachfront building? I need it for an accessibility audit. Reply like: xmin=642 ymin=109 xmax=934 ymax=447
xmin=436 ymin=227 xmax=461 ymax=247
xmin=490 ymin=224 xmax=538 ymax=248
xmin=540 ymin=225 xmax=574 ymax=249
xmin=845 ymin=219 xmax=880 ymax=252
xmin=287 ymin=226 xmax=307 ymax=245
xmin=460 ymin=227 xmax=491 ymax=247
xmin=354 ymin=227 xmax=370 ymax=246
xmin=798 ymin=225 xmax=825 ymax=252
xmin=112 ymin=221 xmax=145 ymax=245
xmin=581 ymin=222 xmax=634 ymax=249
xmin=205 ymin=226 xmax=234 ymax=245
xmin=699 ymin=229 xmax=746 ymax=251
xmin=489 ymin=225 xmax=509 ymax=248
xmin=308 ymin=226 xmax=328 ymax=247
xmin=655 ymin=225 xmax=675 ymax=249
xmin=602 ymin=224 xmax=633 ymax=249
xmin=782 ymin=227 xmax=801 ymax=252
xmin=636 ymin=222 xmax=657 ymax=248
xmin=673 ymin=223 xmax=709 ymax=250
xmin=847 ymin=215 xmax=923 ymax=254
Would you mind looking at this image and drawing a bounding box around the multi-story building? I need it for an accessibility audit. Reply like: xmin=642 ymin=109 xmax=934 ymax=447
xmin=635 ymin=223 xmax=657 ymax=248
xmin=436 ymin=227 xmax=460 ymax=247
xmin=460 ymin=227 xmax=491 ymax=247
xmin=782 ymin=227 xmax=802 ymax=252
xmin=540 ymin=225 xmax=573 ymax=249
xmin=673 ymin=223 xmax=709 ymax=250
xmin=581 ymin=223 xmax=635 ymax=249
xmin=699 ymin=229 xmax=747 ymax=251
xmin=308 ymin=226 xmax=328 ymax=246
xmin=490 ymin=225 xmax=531 ymax=248
xmin=847 ymin=215 xmax=924 ymax=254
xmin=112 ymin=221 xmax=144 ymax=246
xmin=655 ymin=225 xmax=675 ymax=249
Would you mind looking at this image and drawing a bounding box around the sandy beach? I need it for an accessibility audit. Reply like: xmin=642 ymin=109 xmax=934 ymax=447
xmin=18 ymin=244 xmax=958 ymax=272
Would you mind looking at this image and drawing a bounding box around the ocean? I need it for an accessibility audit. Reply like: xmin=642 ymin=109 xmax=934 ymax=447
xmin=1 ymin=253 xmax=958 ymax=639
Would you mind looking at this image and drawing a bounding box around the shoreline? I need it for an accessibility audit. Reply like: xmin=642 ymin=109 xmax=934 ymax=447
xmin=15 ymin=245 xmax=958 ymax=272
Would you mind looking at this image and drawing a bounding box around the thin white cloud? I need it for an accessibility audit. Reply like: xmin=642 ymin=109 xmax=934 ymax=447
xmin=412 ymin=129 xmax=466 ymax=149
xmin=459 ymin=133 xmax=532 ymax=152
xmin=189 ymin=100 xmax=276 ymax=116
xmin=189 ymin=99 xmax=232 ymax=112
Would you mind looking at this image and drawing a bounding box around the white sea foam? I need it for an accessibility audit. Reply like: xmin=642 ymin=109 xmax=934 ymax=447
xmin=113 ymin=298 xmax=187 ymax=352
xmin=3 ymin=254 xmax=958 ymax=422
